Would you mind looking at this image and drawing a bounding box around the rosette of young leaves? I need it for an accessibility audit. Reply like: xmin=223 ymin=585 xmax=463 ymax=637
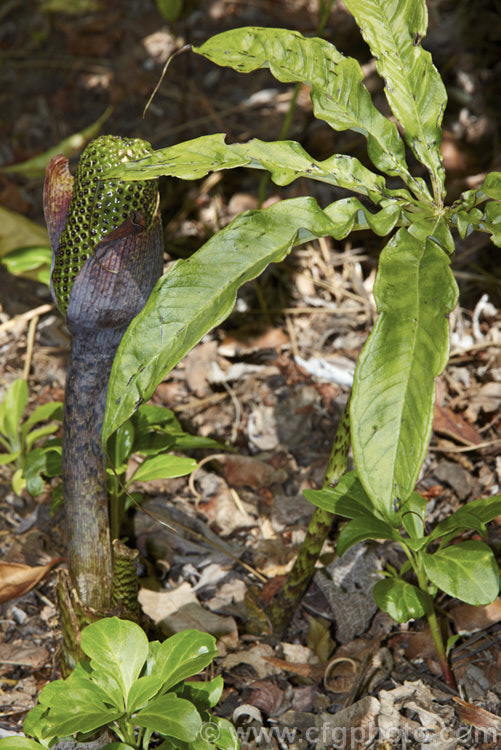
xmin=22 ymin=617 xmax=237 ymax=750
xmin=343 ymin=0 xmax=447 ymax=203
xmin=102 ymin=196 xmax=403 ymax=441
xmin=305 ymin=476 xmax=501 ymax=622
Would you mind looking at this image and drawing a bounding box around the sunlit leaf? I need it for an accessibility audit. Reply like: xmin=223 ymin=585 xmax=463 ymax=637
xmin=423 ymin=541 xmax=499 ymax=605
xmin=373 ymin=578 xmax=428 ymax=622
xmin=192 ymin=27 xmax=425 ymax=193
xmin=351 ymin=229 xmax=458 ymax=513
xmin=344 ymin=0 xmax=446 ymax=198
xmin=103 ymin=196 xmax=403 ymax=442
xmin=107 ymin=134 xmax=409 ymax=205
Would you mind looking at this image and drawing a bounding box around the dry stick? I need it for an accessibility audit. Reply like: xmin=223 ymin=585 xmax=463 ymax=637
xmin=22 ymin=315 xmax=39 ymax=380
xmin=0 ymin=303 xmax=53 ymax=334
xmin=268 ymin=395 xmax=351 ymax=635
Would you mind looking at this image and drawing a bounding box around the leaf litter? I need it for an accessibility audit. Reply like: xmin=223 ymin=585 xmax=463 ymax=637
xmin=1 ymin=0 xmax=501 ymax=747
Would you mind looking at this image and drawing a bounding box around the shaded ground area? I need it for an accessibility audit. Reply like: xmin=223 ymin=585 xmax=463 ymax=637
xmin=1 ymin=1 xmax=501 ymax=748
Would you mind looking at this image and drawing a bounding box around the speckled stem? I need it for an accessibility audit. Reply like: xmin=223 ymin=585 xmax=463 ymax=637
xmin=63 ymin=326 xmax=126 ymax=610
xmin=268 ymin=396 xmax=351 ymax=635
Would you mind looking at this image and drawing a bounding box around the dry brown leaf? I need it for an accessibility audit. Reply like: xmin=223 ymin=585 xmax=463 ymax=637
xmin=450 ymin=599 xmax=501 ymax=633
xmin=247 ymin=679 xmax=284 ymax=716
xmin=265 ymin=656 xmax=325 ymax=681
xmin=0 ymin=642 xmax=49 ymax=669
xmin=453 ymin=696 xmax=501 ymax=733
xmin=219 ymin=455 xmax=287 ymax=490
xmin=0 ymin=558 xmax=63 ymax=603
xmin=433 ymin=404 xmax=482 ymax=445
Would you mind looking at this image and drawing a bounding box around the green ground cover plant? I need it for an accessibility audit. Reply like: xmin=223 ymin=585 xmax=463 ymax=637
xmin=1 ymin=618 xmax=236 ymax=750
xmin=0 ymin=378 xmax=62 ymax=496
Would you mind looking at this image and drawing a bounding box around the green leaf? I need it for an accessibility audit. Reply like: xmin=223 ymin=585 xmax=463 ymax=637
xmin=1 ymin=379 xmax=28 ymax=448
xmin=108 ymin=135 xmax=407 ymax=206
xmin=181 ymin=676 xmax=224 ymax=711
xmin=373 ymin=578 xmax=428 ymax=622
xmin=480 ymin=172 xmax=501 ymax=200
xmin=107 ymin=419 xmax=135 ymax=467
xmin=156 ymin=0 xmax=183 ymax=22
xmin=127 ymin=455 xmax=196 ymax=485
xmin=103 ymin=196 xmax=404 ymax=442
xmin=25 ymin=423 xmax=60 ymax=453
xmin=429 ymin=496 xmax=501 ymax=544
xmin=23 ymin=444 xmax=62 ymax=496
xmin=337 ymin=516 xmax=399 ymax=557
xmin=481 ymin=200 xmax=501 ymax=247
xmin=210 ymin=716 xmax=240 ymax=750
xmin=1 ymin=245 xmax=51 ymax=285
xmin=37 ymin=677 xmax=123 ymax=737
xmin=134 ymin=694 xmax=202 ymax=740
xmin=344 ymin=0 xmax=446 ymax=198
xmin=102 ymin=198 xmax=331 ymax=441
xmin=0 ymin=449 xmax=20 ymax=465
xmin=303 ymin=471 xmax=376 ymax=518
xmin=422 ymin=541 xmax=500 ymax=605
xmin=126 ymin=674 xmax=163 ymax=714
xmin=21 ymin=401 xmax=62 ymax=438
xmin=150 ymin=630 xmax=218 ymax=692
xmin=80 ymin=617 xmax=148 ymax=698
xmin=0 ymin=738 xmax=46 ymax=749
xmin=351 ymin=229 xmax=458 ymax=514
xmin=193 ymin=28 xmax=418 ymax=189
xmin=400 ymin=492 xmax=427 ymax=539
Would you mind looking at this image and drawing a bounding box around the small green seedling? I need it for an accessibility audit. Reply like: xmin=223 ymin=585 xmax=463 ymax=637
xmin=24 ymin=401 xmax=225 ymax=537
xmin=0 ymin=378 xmax=62 ymax=496
xmin=304 ymin=474 xmax=501 ymax=683
xmin=105 ymin=403 xmax=227 ymax=538
xmin=10 ymin=617 xmax=238 ymax=750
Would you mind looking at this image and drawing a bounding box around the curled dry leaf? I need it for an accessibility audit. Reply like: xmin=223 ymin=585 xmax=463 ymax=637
xmin=0 ymin=558 xmax=64 ymax=603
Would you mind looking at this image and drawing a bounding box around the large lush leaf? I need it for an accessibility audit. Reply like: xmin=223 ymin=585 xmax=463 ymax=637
xmin=344 ymin=0 xmax=446 ymax=199
xmin=193 ymin=27 xmax=424 ymax=192
xmin=351 ymin=228 xmax=458 ymax=514
xmin=480 ymin=171 xmax=501 ymax=200
xmin=149 ymin=630 xmax=217 ymax=692
xmin=107 ymin=134 xmax=409 ymax=205
xmin=37 ymin=676 xmax=123 ymax=737
xmin=303 ymin=471 xmax=375 ymax=518
xmin=134 ymin=693 xmax=202 ymax=740
xmin=81 ymin=617 xmax=148 ymax=698
xmin=373 ymin=578 xmax=428 ymax=622
xmin=337 ymin=515 xmax=399 ymax=557
xmin=102 ymin=196 xmax=402 ymax=442
xmin=481 ymin=200 xmax=501 ymax=247
xmin=126 ymin=454 xmax=196 ymax=485
xmin=423 ymin=541 xmax=500 ymax=606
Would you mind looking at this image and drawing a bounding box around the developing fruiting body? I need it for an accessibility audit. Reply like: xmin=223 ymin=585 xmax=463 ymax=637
xmin=50 ymin=135 xmax=157 ymax=315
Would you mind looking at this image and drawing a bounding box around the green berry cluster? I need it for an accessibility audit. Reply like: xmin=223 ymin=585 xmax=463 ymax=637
xmin=52 ymin=135 xmax=157 ymax=315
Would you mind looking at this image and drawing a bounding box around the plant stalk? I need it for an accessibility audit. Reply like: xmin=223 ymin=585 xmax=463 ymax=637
xmin=268 ymin=395 xmax=351 ymax=634
xmin=415 ymin=561 xmax=456 ymax=690
xmin=63 ymin=326 xmax=126 ymax=610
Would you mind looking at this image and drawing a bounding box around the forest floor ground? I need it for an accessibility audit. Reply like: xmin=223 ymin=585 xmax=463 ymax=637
xmin=1 ymin=1 xmax=501 ymax=748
